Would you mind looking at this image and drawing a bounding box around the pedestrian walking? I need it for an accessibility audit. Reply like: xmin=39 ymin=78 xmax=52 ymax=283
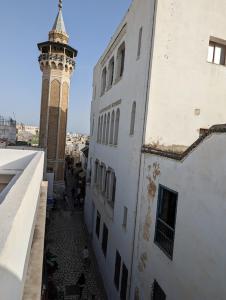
xmin=82 ymin=245 xmax=90 ymax=267
xmin=77 ymin=273 xmax=86 ymax=298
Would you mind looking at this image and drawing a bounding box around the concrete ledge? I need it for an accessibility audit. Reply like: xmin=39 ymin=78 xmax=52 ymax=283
xmin=23 ymin=181 xmax=48 ymax=300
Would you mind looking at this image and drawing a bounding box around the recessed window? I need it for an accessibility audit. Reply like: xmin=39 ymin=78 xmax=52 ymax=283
xmin=111 ymin=172 xmax=117 ymax=204
xmin=106 ymin=113 xmax=110 ymax=144
xmin=114 ymin=108 xmax=120 ymax=145
xmin=152 ymin=280 xmax=166 ymax=300
xmin=122 ymin=207 xmax=128 ymax=229
xmin=101 ymin=67 xmax=107 ymax=95
xmin=102 ymin=223 xmax=108 ymax=257
xmin=116 ymin=42 xmax=126 ymax=81
xmin=103 ymin=114 xmax=107 ymax=144
xmin=96 ymin=211 xmax=101 ymax=238
xmin=154 ymin=185 xmax=178 ymax=259
xmin=108 ymin=57 xmax=115 ymax=88
xmin=100 ymin=115 xmax=103 ymax=144
xmin=207 ymin=41 xmax=226 ymax=65
xmin=109 ymin=110 xmax=115 ymax=144
xmin=114 ymin=250 xmax=121 ymax=290
xmin=101 ymin=164 xmax=106 ymax=194
xmin=94 ymin=160 xmax=99 ymax=184
xmin=97 ymin=117 xmax=100 ymax=143
xmin=120 ymin=263 xmax=128 ymax=300
xmin=130 ymin=102 xmax=136 ymax=135
xmin=137 ymin=27 xmax=143 ymax=59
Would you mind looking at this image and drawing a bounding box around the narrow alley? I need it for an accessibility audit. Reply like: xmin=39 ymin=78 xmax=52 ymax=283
xmin=44 ymin=166 xmax=106 ymax=300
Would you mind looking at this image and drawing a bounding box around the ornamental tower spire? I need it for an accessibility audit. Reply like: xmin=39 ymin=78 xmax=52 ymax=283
xmin=37 ymin=0 xmax=78 ymax=187
xmin=49 ymin=0 xmax=68 ymax=44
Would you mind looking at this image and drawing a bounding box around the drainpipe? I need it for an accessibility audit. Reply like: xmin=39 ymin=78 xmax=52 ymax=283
xmin=128 ymin=0 xmax=158 ymax=298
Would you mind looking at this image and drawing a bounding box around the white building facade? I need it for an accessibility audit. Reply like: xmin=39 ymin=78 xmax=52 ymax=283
xmin=0 ymin=149 xmax=47 ymax=300
xmin=132 ymin=127 xmax=226 ymax=300
xmin=85 ymin=0 xmax=226 ymax=299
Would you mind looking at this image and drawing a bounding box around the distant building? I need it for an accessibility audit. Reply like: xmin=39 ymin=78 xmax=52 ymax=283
xmin=16 ymin=124 xmax=39 ymax=145
xmin=0 ymin=116 xmax=16 ymax=145
xmin=38 ymin=0 xmax=77 ymax=186
xmin=0 ymin=149 xmax=47 ymax=300
xmin=17 ymin=124 xmax=39 ymax=136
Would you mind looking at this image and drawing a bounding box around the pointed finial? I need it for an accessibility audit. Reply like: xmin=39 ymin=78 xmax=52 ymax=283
xmin=58 ymin=0 xmax=62 ymax=10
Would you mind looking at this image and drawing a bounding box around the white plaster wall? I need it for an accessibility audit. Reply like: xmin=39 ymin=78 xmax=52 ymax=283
xmin=132 ymin=133 xmax=226 ymax=300
xmin=84 ymin=0 xmax=156 ymax=298
xmin=145 ymin=0 xmax=226 ymax=147
xmin=0 ymin=150 xmax=45 ymax=300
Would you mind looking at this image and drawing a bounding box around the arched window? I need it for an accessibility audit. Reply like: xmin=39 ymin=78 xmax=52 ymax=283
xmin=94 ymin=160 xmax=99 ymax=184
xmin=108 ymin=57 xmax=115 ymax=88
xmin=116 ymin=42 xmax=125 ymax=81
xmin=114 ymin=108 xmax=120 ymax=145
xmin=130 ymin=102 xmax=136 ymax=135
xmin=102 ymin=114 xmax=107 ymax=144
xmin=101 ymin=67 xmax=107 ymax=95
xmin=109 ymin=110 xmax=115 ymax=144
xmin=101 ymin=164 xmax=106 ymax=194
xmin=100 ymin=115 xmax=103 ymax=144
xmin=106 ymin=113 xmax=110 ymax=144
xmin=97 ymin=117 xmax=100 ymax=143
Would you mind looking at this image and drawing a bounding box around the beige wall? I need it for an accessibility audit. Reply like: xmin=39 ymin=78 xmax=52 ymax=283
xmin=145 ymin=0 xmax=226 ymax=147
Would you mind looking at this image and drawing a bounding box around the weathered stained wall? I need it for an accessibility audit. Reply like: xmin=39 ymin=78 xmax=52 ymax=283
xmin=132 ymin=132 xmax=226 ymax=300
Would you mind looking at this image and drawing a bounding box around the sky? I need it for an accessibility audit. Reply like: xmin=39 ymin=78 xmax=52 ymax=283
xmin=0 ymin=0 xmax=132 ymax=134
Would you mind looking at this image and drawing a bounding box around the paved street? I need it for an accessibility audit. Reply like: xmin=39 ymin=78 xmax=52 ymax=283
xmin=45 ymin=170 xmax=106 ymax=300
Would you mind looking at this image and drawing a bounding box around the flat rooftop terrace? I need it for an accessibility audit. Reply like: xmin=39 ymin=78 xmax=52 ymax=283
xmin=0 ymin=149 xmax=46 ymax=300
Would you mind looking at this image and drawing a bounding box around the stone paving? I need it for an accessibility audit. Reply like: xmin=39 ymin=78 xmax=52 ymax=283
xmin=45 ymin=170 xmax=107 ymax=300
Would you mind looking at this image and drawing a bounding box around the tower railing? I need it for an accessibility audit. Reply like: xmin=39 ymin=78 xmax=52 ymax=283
xmin=38 ymin=53 xmax=75 ymax=67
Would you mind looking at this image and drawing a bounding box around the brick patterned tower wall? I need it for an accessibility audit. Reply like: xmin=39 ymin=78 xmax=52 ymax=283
xmin=38 ymin=2 xmax=77 ymax=184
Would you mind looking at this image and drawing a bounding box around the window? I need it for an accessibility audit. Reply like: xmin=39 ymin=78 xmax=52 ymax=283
xmin=152 ymin=280 xmax=166 ymax=300
xmin=101 ymin=67 xmax=107 ymax=95
xmin=96 ymin=211 xmax=101 ymax=238
xmin=123 ymin=207 xmax=128 ymax=229
xmin=108 ymin=57 xmax=115 ymax=88
xmin=94 ymin=160 xmax=99 ymax=184
xmin=154 ymin=185 xmax=178 ymax=259
xmin=120 ymin=264 xmax=128 ymax=300
xmin=137 ymin=27 xmax=143 ymax=59
xmin=207 ymin=41 xmax=226 ymax=65
xmin=130 ymin=102 xmax=136 ymax=135
xmin=106 ymin=113 xmax=110 ymax=144
xmin=116 ymin=42 xmax=125 ymax=81
xmin=100 ymin=115 xmax=103 ymax=144
xmin=109 ymin=110 xmax=115 ymax=144
xmin=102 ymin=114 xmax=107 ymax=144
xmin=114 ymin=108 xmax=120 ymax=145
xmin=105 ymin=169 xmax=111 ymax=199
xmin=102 ymin=223 xmax=108 ymax=257
xmin=97 ymin=117 xmax=100 ymax=143
xmin=101 ymin=164 xmax=106 ymax=194
xmin=111 ymin=173 xmax=117 ymax=204
xmin=99 ymin=164 xmax=103 ymax=189
xmin=114 ymin=250 xmax=121 ymax=290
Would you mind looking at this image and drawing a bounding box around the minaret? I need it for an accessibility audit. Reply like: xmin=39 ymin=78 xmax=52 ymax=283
xmin=38 ymin=0 xmax=77 ymax=185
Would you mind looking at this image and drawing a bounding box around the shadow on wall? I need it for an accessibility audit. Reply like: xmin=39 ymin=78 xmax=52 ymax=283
xmin=0 ymin=152 xmax=37 ymax=171
xmin=0 ymin=265 xmax=22 ymax=300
